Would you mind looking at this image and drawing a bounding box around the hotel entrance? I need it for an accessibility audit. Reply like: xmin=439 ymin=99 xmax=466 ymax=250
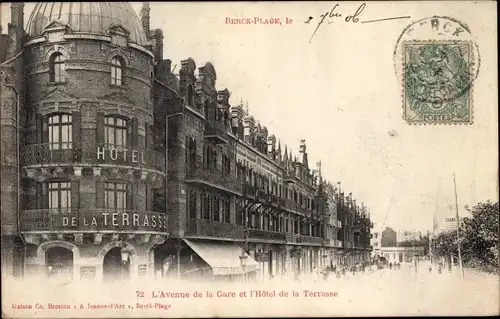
xmin=103 ymin=247 xmax=130 ymax=281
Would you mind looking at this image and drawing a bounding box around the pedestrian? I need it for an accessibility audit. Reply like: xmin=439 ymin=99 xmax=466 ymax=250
xmin=428 ymin=265 xmax=432 ymax=273
xmin=323 ymin=269 xmax=329 ymax=281
xmin=294 ymin=272 xmax=301 ymax=283
xmin=389 ymin=262 xmax=393 ymax=270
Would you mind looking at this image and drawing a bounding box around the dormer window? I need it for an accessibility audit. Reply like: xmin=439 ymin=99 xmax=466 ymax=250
xmin=111 ymin=56 xmax=125 ymax=86
xmin=49 ymin=53 xmax=65 ymax=83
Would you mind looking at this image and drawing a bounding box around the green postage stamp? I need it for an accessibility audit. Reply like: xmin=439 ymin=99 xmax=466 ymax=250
xmin=403 ymin=41 xmax=473 ymax=125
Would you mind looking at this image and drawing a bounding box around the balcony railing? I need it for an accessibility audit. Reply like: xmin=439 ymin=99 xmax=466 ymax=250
xmin=326 ymin=239 xmax=343 ymax=247
xmin=186 ymin=162 xmax=243 ymax=194
xmin=204 ymin=120 xmax=228 ymax=144
xmin=186 ymin=218 xmax=245 ymax=239
xmin=283 ymin=199 xmax=311 ymax=216
xmin=286 ymin=233 xmax=301 ymax=243
xmin=20 ymin=209 xmax=168 ymax=233
xmin=21 ymin=142 xmax=166 ymax=173
xmin=242 ymin=183 xmax=272 ymax=202
xmin=300 ymin=235 xmax=324 ymax=246
xmin=247 ymin=228 xmax=287 ymax=242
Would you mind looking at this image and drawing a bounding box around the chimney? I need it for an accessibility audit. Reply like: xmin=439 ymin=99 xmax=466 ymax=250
xmin=243 ymin=115 xmax=255 ymax=143
xmin=267 ymin=134 xmax=276 ymax=155
xmin=10 ymin=3 xmax=24 ymax=30
xmin=151 ymin=29 xmax=164 ymax=63
xmin=140 ymin=2 xmax=151 ymax=34
xmin=230 ymin=104 xmax=244 ymax=134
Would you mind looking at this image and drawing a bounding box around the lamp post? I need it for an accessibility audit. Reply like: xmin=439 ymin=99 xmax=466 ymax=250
xmin=119 ymin=243 xmax=132 ymax=280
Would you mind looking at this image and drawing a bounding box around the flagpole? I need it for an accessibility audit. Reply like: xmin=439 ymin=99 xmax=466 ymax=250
xmin=453 ymin=173 xmax=465 ymax=278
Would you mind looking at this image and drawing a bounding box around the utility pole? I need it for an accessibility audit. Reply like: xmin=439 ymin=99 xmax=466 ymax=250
xmin=453 ymin=173 xmax=465 ymax=278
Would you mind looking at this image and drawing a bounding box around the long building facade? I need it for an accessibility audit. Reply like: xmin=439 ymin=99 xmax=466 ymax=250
xmin=0 ymin=2 xmax=372 ymax=283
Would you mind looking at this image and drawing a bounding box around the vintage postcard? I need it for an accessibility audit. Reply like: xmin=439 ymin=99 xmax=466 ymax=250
xmin=1 ymin=1 xmax=498 ymax=318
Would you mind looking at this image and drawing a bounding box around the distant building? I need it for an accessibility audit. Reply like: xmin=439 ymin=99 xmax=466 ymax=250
xmin=380 ymin=227 xmax=397 ymax=247
xmin=378 ymin=246 xmax=425 ymax=263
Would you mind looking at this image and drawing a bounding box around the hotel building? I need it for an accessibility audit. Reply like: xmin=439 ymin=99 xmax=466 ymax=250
xmin=1 ymin=2 xmax=372 ymax=282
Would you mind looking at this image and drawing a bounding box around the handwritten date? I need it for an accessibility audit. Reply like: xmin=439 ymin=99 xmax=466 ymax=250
xmin=307 ymin=3 xmax=366 ymax=43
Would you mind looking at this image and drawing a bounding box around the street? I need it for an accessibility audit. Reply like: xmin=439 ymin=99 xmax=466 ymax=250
xmin=317 ymin=261 xmax=499 ymax=316
xmin=3 ymin=261 xmax=498 ymax=317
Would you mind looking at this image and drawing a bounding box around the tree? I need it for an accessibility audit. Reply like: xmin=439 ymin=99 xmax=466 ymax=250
xmin=434 ymin=201 xmax=499 ymax=274
xmin=461 ymin=201 xmax=499 ymax=273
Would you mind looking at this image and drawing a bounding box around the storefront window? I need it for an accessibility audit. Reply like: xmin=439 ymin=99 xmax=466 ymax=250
xmin=47 ymin=114 xmax=72 ymax=150
xmin=104 ymin=182 xmax=127 ymax=210
xmin=48 ymin=182 xmax=71 ymax=210
xmin=105 ymin=116 xmax=128 ymax=148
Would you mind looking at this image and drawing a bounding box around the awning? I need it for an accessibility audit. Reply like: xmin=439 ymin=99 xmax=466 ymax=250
xmin=184 ymin=240 xmax=259 ymax=276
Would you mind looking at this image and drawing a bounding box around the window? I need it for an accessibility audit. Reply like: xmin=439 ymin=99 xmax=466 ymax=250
xmin=189 ymin=190 xmax=197 ymax=218
xmin=111 ymin=56 xmax=124 ymax=86
xmin=47 ymin=114 xmax=72 ymax=150
xmin=104 ymin=182 xmax=127 ymax=210
xmin=105 ymin=116 xmax=128 ymax=148
xmin=187 ymin=85 xmax=195 ymax=106
xmin=49 ymin=53 xmax=65 ymax=83
xmin=202 ymin=193 xmax=209 ymax=220
xmin=222 ymin=199 xmax=229 ymax=223
xmin=48 ymin=182 xmax=71 ymax=209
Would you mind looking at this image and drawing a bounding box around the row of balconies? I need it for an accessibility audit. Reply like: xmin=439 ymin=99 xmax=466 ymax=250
xmin=185 ymin=218 xmax=326 ymax=245
xmin=19 ymin=209 xmax=366 ymax=248
xmin=21 ymin=142 xmax=166 ymax=173
xmin=185 ymin=162 xmax=243 ymax=194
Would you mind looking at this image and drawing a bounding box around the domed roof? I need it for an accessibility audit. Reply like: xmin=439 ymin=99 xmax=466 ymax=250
xmin=27 ymin=2 xmax=148 ymax=46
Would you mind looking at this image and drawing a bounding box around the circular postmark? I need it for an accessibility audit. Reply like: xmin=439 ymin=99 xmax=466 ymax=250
xmin=394 ymin=16 xmax=480 ymax=124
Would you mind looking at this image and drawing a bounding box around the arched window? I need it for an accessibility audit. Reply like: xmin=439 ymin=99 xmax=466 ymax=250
xmin=48 ymin=181 xmax=72 ymax=210
xmin=47 ymin=113 xmax=72 ymax=150
xmin=111 ymin=56 xmax=125 ymax=86
xmin=104 ymin=182 xmax=127 ymax=210
xmin=49 ymin=53 xmax=65 ymax=83
xmin=105 ymin=116 xmax=128 ymax=148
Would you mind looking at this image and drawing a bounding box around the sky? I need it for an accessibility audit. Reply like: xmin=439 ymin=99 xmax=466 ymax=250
xmin=1 ymin=1 xmax=498 ymax=233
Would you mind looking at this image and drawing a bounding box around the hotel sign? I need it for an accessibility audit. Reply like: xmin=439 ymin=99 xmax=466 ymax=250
xmin=96 ymin=146 xmax=147 ymax=164
xmin=21 ymin=210 xmax=168 ymax=232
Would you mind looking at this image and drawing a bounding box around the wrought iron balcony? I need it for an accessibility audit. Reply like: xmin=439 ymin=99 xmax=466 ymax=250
xmin=256 ymin=188 xmax=270 ymax=202
xmin=185 ymin=162 xmax=242 ymax=195
xmin=325 ymin=239 xmax=343 ymax=247
xmin=186 ymin=218 xmax=245 ymax=239
xmin=21 ymin=142 xmax=166 ymax=173
xmin=300 ymin=235 xmax=324 ymax=246
xmin=286 ymin=233 xmax=302 ymax=244
xmin=204 ymin=120 xmax=229 ymax=144
xmin=270 ymin=194 xmax=281 ymax=206
xmin=247 ymin=228 xmax=287 ymax=242
xmin=20 ymin=209 xmax=168 ymax=233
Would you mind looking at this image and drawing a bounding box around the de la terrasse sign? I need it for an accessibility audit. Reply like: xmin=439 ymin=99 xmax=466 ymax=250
xmin=61 ymin=211 xmax=168 ymax=231
xmin=96 ymin=146 xmax=146 ymax=164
